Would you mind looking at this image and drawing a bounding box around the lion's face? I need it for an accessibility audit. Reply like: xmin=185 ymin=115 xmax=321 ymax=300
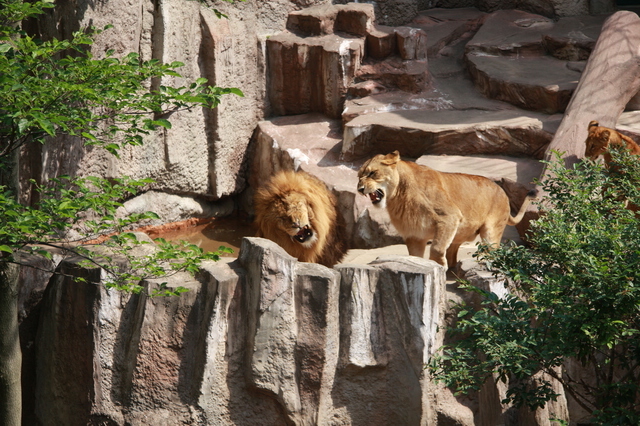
xmin=274 ymin=194 xmax=317 ymax=248
xmin=585 ymin=131 xmax=610 ymax=160
xmin=585 ymin=120 xmax=611 ymax=160
xmin=357 ymin=151 xmax=400 ymax=209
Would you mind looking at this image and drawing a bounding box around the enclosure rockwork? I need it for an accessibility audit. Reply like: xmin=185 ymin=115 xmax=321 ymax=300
xmin=19 ymin=237 xmax=446 ymax=424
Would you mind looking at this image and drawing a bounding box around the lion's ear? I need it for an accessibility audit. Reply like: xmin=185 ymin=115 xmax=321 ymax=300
xmin=381 ymin=151 xmax=400 ymax=165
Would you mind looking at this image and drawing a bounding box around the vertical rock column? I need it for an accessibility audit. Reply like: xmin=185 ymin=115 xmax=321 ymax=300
xmin=240 ymin=237 xmax=340 ymax=425
xmin=334 ymin=255 xmax=446 ymax=425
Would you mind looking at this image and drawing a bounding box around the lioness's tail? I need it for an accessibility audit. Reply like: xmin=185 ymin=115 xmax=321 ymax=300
xmin=508 ymin=189 xmax=537 ymax=226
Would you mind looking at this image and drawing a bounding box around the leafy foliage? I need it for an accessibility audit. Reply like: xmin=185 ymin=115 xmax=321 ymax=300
xmin=0 ymin=0 xmax=241 ymax=296
xmin=0 ymin=0 xmax=243 ymax=162
xmin=429 ymin=149 xmax=640 ymax=423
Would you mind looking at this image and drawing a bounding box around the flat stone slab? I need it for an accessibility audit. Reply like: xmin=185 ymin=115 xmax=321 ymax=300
xmin=466 ymin=54 xmax=581 ymax=113
xmin=410 ymin=8 xmax=487 ymax=57
xmin=417 ymin=154 xmax=543 ymax=186
xmin=466 ymin=10 xmax=555 ymax=57
xmin=342 ymin=108 xmax=554 ymax=160
xmin=544 ymin=15 xmax=606 ymax=60
xmin=461 ymin=10 xmax=607 ymax=113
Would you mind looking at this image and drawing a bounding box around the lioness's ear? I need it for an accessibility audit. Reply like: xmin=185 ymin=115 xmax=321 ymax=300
xmin=381 ymin=151 xmax=400 ymax=165
xmin=588 ymin=120 xmax=599 ymax=129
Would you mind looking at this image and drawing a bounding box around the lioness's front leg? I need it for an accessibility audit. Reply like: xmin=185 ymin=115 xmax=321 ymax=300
xmin=405 ymin=237 xmax=428 ymax=259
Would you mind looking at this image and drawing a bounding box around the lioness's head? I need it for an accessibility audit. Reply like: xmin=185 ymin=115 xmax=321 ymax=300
xmin=585 ymin=120 xmax=611 ymax=160
xmin=275 ymin=193 xmax=317 ymax=248
xmin=357 ymin=151 xmax=400 ymax=209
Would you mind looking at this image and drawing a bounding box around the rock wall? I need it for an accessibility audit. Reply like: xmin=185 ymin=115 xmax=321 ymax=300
xmin=19 ymin=0 xmax=333 ymax=207
xmin=19 ymin=236 xmax=448 ymax=425
xmin=17 ymin=0 xmax=620 ymax=213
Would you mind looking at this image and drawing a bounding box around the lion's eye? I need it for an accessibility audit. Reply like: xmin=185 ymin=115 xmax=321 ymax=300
xmin=368 ymin=171 xmax=376 ymax=178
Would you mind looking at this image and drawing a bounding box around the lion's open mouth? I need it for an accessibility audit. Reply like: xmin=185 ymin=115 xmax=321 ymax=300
xmin=293 ymin=226 xmax=313 ymax=243
xmin=369 ymin=189 xmax=384 ymax=204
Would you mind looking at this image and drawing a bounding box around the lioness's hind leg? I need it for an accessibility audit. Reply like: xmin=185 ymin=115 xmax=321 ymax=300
xmin=479 ymin=224 xmax=505 ymax=250
xmin=445 ymin=243 xmax=462 ymax=270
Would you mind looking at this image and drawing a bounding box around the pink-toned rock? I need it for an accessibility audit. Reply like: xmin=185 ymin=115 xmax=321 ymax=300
xmin=543 ymin=11 xmax=640 ymax=166
xmin=287 ymin=4 xmax=337 ymax=36
xmin=286 ymin=3 xmax=375 ymax=37
xmin=366 ymin=24 xmax=397 ymax=59
xmin=355 ymin=57 xmax=430 ymax=93
xmin=395 ymin=26 xmax=428 ymax=60
xmin=347 ymin=80 xmax=387 ymax=97
xmin=465 ymin=10 xmax=554 ymax=57
xmin=335 ymin=3 xmax=375 ymax=36
xmin=465 ymin=55 xmax=580 ymax=113
xmin=267 ymin=32 xmax=364 ymax=119
xmin=411 ymin=8 xmax=487 ymax=58
xmin=342 ymin=109 xmax=553 ymax=161
xmin=542 ymin=15 xmax=605 ymax=61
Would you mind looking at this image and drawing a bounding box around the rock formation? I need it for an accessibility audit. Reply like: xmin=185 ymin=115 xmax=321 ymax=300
xmin=14 ymin=1 xmax=640 ymax=424
xmin=19 ymin=237 xmax=448 ymax=425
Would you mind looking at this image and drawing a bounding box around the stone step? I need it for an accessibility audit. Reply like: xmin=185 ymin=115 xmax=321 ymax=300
xmin=266 ymin=32 xmax=365 ymax=119
xmin=410 ymin=8 xmax=487 ymax=58
xmin=249 ymin=113 xmax=544 ymax=250
xmin=341 ymin=107 xmax=557 ymax=161
xmin=286 ymin=3 xmax=375 ymax=37
xmin=465 ymin=54 xmax=580 ymax=114
xmin=353 ymin=57 xmax=430 ymax=94
xmin=268 ymin=3 xmax=430 ymax=120
xmin=461 ymin=10 xmax=607 ymax=113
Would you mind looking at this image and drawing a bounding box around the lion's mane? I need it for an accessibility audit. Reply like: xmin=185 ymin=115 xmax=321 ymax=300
xmin=253 ymin=170 xmax=347 ymax=267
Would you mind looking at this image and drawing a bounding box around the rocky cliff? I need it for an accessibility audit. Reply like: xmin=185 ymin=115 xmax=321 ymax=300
xmin=20 ymin=236 xmax=448 ymax=425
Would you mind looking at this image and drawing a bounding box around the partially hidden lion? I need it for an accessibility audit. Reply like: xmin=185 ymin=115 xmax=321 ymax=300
xmin=585 ymin=120 xmax=640 ymax=165
xmin=253 ymin=170 xmax=347 ymax=267
xmin=585 ymin=120 xmax=640 ymax=213
xmin=357 ymin=151 xmax=536 ymax=270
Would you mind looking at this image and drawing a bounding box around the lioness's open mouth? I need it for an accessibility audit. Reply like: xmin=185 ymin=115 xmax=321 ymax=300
xmin=369 ymin=189 xmax=384 ymax=204
xmin=293 ymin=226 xmax=313 ymax=243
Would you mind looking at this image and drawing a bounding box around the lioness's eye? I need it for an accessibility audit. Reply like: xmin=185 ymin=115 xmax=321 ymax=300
xmin=368 ymin=171 xmax=375 ymax=178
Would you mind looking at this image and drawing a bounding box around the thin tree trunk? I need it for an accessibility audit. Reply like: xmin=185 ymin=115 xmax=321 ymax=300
xmin=0 ymin=262 xmax=22 ymax=426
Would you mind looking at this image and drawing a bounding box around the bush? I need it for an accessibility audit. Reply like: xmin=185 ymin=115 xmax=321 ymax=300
xmin=429 ymin=148 xmax=640 ymax=424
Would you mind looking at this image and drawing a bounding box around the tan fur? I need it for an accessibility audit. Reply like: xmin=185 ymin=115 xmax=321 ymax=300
xmin=585 ymin=120 xmax=640 ymax=213
xmin=585 ymin=120 xmax=640 ymax=165
xmin=253 ymin=170 xmax=347 ymax=267
xmin=357 ymin=151 xmax=535 ymax=270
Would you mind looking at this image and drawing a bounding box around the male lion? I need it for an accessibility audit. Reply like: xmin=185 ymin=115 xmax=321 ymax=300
xmin=585 ymin=120 xmax=640 ymax=165
xmin=253 ymin=170 xmax=347 ymax=267
xmin=357 ymin=151 xmax=535 ymax=270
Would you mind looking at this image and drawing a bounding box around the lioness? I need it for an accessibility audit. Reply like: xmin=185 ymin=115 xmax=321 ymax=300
xmin=357 ymin=151 xmax=535 ymax=270
xmin=254 ymin=170 xmax=347 ymax=267
xmin=585 ymin=120 xmax=640 ymax=165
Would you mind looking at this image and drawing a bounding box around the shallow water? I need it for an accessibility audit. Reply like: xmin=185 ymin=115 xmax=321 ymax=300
xmin=157 ymin=216 xmax=255 ymax=257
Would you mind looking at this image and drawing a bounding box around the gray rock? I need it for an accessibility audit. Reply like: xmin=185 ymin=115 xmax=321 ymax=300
xmin=24 ymin=235 xmax=451 ymax=425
